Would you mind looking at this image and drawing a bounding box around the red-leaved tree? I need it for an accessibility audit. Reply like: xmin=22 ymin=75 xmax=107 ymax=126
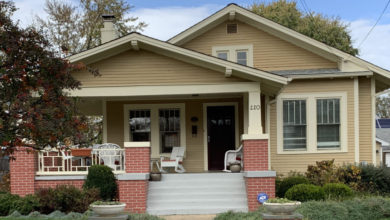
xmin=0 ymin=1 xmax=95 ymax=157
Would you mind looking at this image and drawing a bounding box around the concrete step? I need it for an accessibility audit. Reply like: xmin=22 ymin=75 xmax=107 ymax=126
xmin=148 ymin=192 xmax=246 ymax=201
xmin=147 ymin=206 xmax=248 ymax=215
xmin=146 ymin=173 xmax=248 ymax=215
xmin=147 ymin=198 xmax=247 ymax=206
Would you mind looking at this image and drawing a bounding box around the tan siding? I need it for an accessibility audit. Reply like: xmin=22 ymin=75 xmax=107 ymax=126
xmin=72 ymin=50 xmax=247 ymax=87
xmin=183 ymin=21 xmax=337 ymax=71
xmin=359 ymin=77 xmax=373 ymax=163
xmin=106 ymin=98 xmax=243 ymax=173
xmin=270 ymin=79 xmax=355 ymax=174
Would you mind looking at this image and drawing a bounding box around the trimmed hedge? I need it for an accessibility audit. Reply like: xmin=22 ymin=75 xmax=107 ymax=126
xmin=323 ymin=183 xmax=353 ymax=200
xmin=83 ymin=165 xmax=117 ymax=201
xmin=285 ymin=184 xmax=325 ymax=202
xmin=276 ymin=176 xmax=310 ymax=197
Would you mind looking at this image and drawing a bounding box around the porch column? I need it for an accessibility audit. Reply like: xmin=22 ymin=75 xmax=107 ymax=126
xmin=10 ymin=147 xmax=37 ymax=196
xmin=118 ymin=142 xmax=150 ymax=213
xmin=243 ymin=88 xmax=275 ymax=211
xmin=247 ymin=91 xmax=263 ymax=134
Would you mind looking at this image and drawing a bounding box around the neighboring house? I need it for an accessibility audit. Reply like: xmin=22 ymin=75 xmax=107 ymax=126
xmin=9 ymin=4 xmax=390 ymax=214
xmin=376 ymin=119 xmax=390 ymax=167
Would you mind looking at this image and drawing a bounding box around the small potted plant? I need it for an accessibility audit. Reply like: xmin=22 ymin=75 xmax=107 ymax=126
xmin=150 ymin=162 xmax=162 ymax=181
xmin=263 ymin=198 xmax=301 ymax=215
xmin=229 ymin=161 xmax=242 ymax=173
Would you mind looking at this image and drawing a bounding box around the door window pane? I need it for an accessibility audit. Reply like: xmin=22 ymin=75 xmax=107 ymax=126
xmin=283 ymin=100 xmax=306 ymax=150
xmin=236 ymin=51 xmax=247 ymax=65
xmin=129 ymin=110 xmax=150 ymax=141
xmin=159 ymin=109 xmax=180 ymax=153
xmin=217 ymin=51 xmax=228 ymax=60
xmin=317 ymin=99 xmax=340 ymax=148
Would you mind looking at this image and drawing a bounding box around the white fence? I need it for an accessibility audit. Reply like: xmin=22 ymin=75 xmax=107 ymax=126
xmin=37 ymin=148 xmax=125 ymax=175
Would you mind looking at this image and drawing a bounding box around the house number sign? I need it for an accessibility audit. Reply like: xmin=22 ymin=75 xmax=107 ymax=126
xmin=250 ymin=105 xmax=261 ymax=111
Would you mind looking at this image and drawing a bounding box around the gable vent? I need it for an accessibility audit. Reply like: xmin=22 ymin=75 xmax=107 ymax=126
xmin=227 ymin=23 xmax=237 ymax=34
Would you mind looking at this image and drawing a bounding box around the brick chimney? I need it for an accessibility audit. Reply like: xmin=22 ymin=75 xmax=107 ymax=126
xmin=101 ymin=14 xmax=118 ymax=44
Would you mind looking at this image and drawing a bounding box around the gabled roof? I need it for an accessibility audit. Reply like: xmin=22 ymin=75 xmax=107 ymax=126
xmin=168 ymin=4 xmax=390 ymax=85
xmin=68 ymin=32 xmax=288 ymax=94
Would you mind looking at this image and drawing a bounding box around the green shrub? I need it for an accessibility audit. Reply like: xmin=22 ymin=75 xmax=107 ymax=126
xmin=297 ymin=200 xmax=348 ymax=220
xmin=10 ymin=194 xmax=40 ymax=215
xmin=285 ymin=184 xmax=325 ymax=202
xmin=323 ymin=183 xmax=353 ymax=200
xmin=335 ymin=164 xmax=362 ymax=191
xmin=276 ymin=176 xmax=310 ymax=197
xmin=296 ymin=197 xmax=390 ymax=220
xmin=359 ymin=164 xmax=390 ymax=194
xmin=128 ymin=213 xmax=165 ymax=220
xmin=0 ymin=193 xmax=39 ymax=216
xmin=36 ymin=185 xmax=100 ymax=214
xmin=0 ymin=193 xmax=21 ymax=216
xmin=83 ymin=165 xmax=117 ymax=201
xmin=306 ymin=159 xmax=340 ymax=186
xmin=214 ymin=210 xmax=263 ymax=220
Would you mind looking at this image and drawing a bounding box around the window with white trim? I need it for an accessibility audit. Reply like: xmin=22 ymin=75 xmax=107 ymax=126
xmin=159 ymin=109 xmax=180 ymax=153
xmin=277 ymin=93 xmax=347 ymax=154
xmin=283 ymin=100 xmax=306 ymax=150
xmin=316 ymin=99 xmax=340 ymax=149
xmin=124 ymin=104 xmax=186 ymax=157
xmin=212 ymin=45 xmax=253 ymax=67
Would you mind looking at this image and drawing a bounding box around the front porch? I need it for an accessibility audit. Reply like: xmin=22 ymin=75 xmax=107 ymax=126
xmin=10 ymin=82 xmax=277 ymax=213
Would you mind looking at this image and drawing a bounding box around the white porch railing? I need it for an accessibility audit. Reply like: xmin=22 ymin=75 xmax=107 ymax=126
xmin=37 ymin=148 xmax=125 ymax=175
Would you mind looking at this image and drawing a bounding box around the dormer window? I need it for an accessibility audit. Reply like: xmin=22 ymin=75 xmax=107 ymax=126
xmin=212 ymin=45 xmax=253 ymax=67
xmin=217 ymin=51 xmax=229 ymax=60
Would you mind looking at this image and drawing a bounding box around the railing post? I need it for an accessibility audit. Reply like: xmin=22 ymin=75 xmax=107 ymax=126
xmin=10 ymin=147 xmax=37 ymax=196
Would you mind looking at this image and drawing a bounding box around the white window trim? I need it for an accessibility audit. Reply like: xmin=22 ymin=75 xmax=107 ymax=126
xmin=212 ymin=44 xmax=253 ymax=67
xmin=123 ymin=103 xmax=186 ymax=158
xmin=276 ymin=92 xmax=348 ymax=154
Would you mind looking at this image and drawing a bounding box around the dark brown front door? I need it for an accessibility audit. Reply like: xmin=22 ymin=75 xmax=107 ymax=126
xmin=207 ymin=106 xmax=235 ymax=170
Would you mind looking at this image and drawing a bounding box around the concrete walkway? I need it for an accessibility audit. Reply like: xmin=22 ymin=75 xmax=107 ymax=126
xmin=160 ymin=214 xmax=216 ymax=220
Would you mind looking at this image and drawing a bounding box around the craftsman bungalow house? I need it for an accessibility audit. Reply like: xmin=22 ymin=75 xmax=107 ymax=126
xmin=10 ymin=3 xmax=390 ymax=215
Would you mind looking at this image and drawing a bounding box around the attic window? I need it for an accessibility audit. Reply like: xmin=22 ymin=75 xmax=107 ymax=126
xmin=227 ymin=23 xmax=237 ymax=34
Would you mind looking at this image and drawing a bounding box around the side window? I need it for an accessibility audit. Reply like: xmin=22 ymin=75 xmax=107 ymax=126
xmin=283 ymin=100 xmax=306 ymax=150
xmin=317 ymin=99 xmax=340 ymax=149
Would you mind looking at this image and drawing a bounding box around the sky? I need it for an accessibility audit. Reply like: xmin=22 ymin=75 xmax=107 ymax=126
xmin=10 ymin=0 xmax=390 ymax=70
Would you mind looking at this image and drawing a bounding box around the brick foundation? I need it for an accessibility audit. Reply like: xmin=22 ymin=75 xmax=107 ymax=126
xmin=10 ymin=147 xmax=37 ymax=196
xmin=242 ymin=138 xmax=276 ymax=211
xmin=118 ymin=180 xmax=148 ymax=213
xmin=245 ymin=177 xmax=276 ymax=211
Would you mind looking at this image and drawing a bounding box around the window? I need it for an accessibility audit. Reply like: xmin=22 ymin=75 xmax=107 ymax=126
xmin=129 ymin=110 xmax=150 ymax=141
xmin=212 ymin=45 xmax=253 ymax=67
xmin=217 ymin=51 xmax=228 ymax=60
xmin=317 ymin=99 xmax=340 ymax=149
xmin=236 ymin=51 xmax=247 ymax=66
xmin=277 ymin=92 xmax=347 ymax=154
xmin=159 ymin=109 xmax=180 ymax=153
xmin=283 ymin=100 xmax=306 ymax=150
xmin=124 ymin=104 xmax=185 ymax=157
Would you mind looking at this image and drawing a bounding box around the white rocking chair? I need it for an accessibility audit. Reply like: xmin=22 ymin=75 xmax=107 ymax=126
xmin=92 ymin=143 xmax=121 ymax=170
xmin=223 ymin=145 xmax=243 ymax=172
xmin=160 ymin=147 xmax=186 ymax=173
